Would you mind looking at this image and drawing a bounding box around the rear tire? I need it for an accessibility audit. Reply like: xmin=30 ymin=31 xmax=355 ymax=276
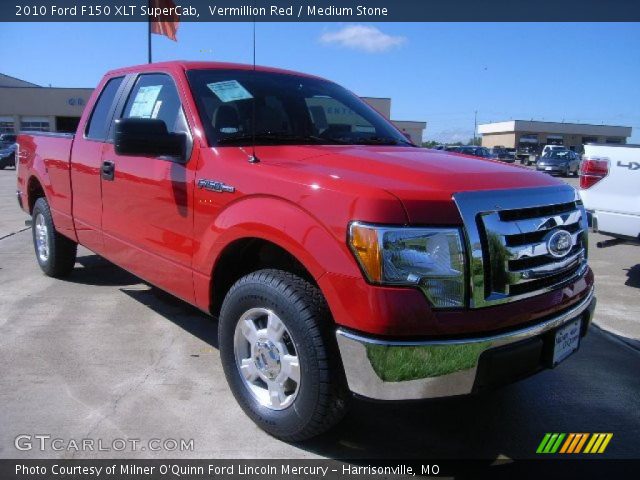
xmin=32 ymin=197 xmax=77 ymax=278
xmin=219 ymin=269 xmax=349 ymax=441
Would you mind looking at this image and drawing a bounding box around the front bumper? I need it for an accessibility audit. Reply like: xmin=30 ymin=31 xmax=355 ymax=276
xmin=336 ymin=287 xmax=595 ymax=400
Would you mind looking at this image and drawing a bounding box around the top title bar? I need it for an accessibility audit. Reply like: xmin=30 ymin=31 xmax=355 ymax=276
xmin=5 ymin=0 xmax=640 ymax=22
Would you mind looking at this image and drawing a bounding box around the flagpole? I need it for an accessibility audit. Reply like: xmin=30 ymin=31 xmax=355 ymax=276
xmin=147 ymin=0 xmax=152 ymax=63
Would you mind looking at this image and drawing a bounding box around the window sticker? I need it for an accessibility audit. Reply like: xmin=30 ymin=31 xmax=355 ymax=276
xmin=207 ymin=80 xmax=253 ymax=103
xmin=129 ymin=85 xmax=163 ymax=118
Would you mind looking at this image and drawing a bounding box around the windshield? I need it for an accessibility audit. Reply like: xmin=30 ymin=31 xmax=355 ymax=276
xmin=186 ymin=69 xmax=413 ymax=147
xmin=544 ymin=151 xmax=571 ymax=159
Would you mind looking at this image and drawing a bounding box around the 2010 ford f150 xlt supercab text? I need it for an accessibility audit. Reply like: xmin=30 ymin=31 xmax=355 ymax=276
xmin=16 ymin=61 xmax=596 ymax=441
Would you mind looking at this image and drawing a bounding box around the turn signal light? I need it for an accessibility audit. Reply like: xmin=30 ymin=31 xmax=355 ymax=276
xmin=349 ymin=224 xmax=382 ymax=282
xmin=579 ymin=157 xmax=609 ymax=189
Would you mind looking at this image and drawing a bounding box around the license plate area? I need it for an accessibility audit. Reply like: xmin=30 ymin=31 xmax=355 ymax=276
xmin=552 ymin=319 xmax=581 ymax=366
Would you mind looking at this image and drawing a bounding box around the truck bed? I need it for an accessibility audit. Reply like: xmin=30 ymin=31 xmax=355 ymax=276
xmin=16 ymin=131 xmax=76 ymax=240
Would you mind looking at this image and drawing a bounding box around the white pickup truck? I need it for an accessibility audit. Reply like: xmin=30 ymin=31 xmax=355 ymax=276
xmin=579 ymin=143 xmax=640 ymax=243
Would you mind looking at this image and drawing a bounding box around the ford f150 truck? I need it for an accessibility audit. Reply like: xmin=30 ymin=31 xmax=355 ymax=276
xmin=579 ymin=143 xmax=640 ymax=243
xmin=16 ymin=61 xmax=596 ymax=441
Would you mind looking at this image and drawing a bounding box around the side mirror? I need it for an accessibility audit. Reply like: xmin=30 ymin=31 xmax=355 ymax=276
xmin=114 ymin=118 xmax=186 ymax=161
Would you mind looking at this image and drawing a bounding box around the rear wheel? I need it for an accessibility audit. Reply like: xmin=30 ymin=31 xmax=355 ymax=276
xmin=32 ymin=197 xmax=77 ymax=277
xmin=219 ymin=269 xmax=349 ymax=441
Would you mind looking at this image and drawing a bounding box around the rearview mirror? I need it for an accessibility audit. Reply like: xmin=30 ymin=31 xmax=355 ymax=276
xmin=114 ymin=118 xmax=186 ymax=161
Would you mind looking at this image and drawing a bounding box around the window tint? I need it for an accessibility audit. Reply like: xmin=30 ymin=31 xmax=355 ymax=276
xmin=86 ymin=76 xmax=123 ymax=140
xmin=121 ymin=74 xmax=183 ymax=133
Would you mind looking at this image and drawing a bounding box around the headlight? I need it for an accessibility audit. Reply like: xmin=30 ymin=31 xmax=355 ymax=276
xmin=348 ymin=222 xmax=466 ymax=308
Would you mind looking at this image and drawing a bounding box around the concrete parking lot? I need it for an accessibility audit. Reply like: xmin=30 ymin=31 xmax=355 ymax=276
xmin=0 ymin=166 xmax=638 ymax=460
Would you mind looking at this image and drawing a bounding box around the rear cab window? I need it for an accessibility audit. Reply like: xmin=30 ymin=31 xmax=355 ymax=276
xmin=85 ymin=76 xmax=124 ymax=140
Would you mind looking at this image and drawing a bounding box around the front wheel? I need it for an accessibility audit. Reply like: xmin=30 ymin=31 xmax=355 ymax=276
xmin=218 ymin=269 xmax=349 ymax=441
xmin=32 ymin=197 xmax=77 ymax=277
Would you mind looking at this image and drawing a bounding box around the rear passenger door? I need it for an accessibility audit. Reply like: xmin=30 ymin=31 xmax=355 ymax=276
xmin=70 ymin=75 xmax=125 ymax=254
xmin=100 ymin=72 xmax=198 ymax=303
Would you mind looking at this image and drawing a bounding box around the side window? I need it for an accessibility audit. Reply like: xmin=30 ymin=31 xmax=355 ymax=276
xmin=85 ymin=76 xmax=124 ymax=140
xmin=121 ymin=73 xmax=184 ymax=133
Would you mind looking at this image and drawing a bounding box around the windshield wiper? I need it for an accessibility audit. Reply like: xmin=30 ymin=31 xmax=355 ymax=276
xmin=353 ymin=136 xmax=412 ymax=146
xmin=217 ymin=132 xmax=345 ymax=145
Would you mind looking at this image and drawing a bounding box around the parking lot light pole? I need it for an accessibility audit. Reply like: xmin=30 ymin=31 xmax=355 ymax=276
xmin=473 ymin=110 xmax=478 ymax=146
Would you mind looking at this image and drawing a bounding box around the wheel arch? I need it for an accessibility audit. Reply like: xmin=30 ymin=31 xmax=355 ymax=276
xmin=194 ymin=195 xmax=361 ymax=317
xmin=208 ymin=236 xmax=321 ymax=317
xmin=27 ymin=174 xmax=46 ymax=214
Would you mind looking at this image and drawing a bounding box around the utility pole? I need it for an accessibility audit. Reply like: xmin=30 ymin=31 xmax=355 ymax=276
xmin=473 ymin=110 xmax=478 ymax=145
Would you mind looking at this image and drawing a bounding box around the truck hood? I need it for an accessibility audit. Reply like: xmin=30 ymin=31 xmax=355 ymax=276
xmin=256 ymin=145 xmax=564 ymax=224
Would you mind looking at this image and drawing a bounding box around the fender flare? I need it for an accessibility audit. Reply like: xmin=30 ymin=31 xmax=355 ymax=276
xmin=195 ymin=195 xmax=360 ymax=281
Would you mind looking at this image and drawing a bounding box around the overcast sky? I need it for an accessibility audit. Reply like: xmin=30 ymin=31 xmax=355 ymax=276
xmin=2 ymin=22 xmax=639 ymax=143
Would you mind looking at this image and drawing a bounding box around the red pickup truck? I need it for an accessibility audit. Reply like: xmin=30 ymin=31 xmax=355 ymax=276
xmin=16 ymin=61 xmax=595 ymax=441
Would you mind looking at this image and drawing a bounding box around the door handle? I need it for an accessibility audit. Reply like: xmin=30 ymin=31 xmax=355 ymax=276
xmin=101 ymin=160 xmax=115 ymax=181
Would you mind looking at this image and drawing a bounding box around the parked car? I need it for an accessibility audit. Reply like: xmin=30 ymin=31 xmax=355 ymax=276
xmin=0 ymin=144 xmax=16 ymax=169
xmin=536 ymin=150 xmax=581 ymax=177
xmin=580 ymin=143 xmax=640 ymax=243
xmin=490 ymin=146 xmax=515 ymax=163
xmin=505 ymin=148 xmax=517 ymax=161
xmin=517 ymin=145 xmax=538 ymax=165
xmin=454 ymin=146 xmax=494 ymax=158
xmin=0 ymin=133 xmax=17 ymax=148
xmin=16 ymin=61 xmax=596 ymax=441
xmin=0 ymin=133 xmax=17 ymax=169
xmin=541 ymin=144 xmax=567 ymax=158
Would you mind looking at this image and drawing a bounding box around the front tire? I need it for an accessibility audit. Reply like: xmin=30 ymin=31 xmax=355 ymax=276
xmin=219 ymin=269 xmax=348 ymax=441
xmin=32 ymin=197 xmax=77 ymax=277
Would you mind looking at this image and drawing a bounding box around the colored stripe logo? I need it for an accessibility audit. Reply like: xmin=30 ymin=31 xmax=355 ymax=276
xmin=537 ymin=433 xmax=613 ymax=454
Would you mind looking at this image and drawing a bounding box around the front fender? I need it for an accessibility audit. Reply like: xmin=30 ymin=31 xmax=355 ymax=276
xmin=195 ymin=195 xmax=360 ymax=281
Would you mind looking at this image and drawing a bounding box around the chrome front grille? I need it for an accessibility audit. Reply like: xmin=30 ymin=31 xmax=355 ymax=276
xmin=453 ymin=186 xmax=589 ymax=308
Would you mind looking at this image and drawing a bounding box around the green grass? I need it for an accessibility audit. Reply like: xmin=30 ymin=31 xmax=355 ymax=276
xmin=365 ymin=341 xmax=492 ymax=382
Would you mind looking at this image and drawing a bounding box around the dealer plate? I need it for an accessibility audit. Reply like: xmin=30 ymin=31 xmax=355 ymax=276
xmin=553 ymin=319 xmax=581 ymax=366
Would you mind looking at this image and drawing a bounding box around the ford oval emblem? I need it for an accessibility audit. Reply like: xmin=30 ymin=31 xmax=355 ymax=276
xmin=547 ymin=229 xmax=573 ymax=258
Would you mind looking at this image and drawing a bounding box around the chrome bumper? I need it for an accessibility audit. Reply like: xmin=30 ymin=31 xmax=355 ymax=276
xmin=336 ymin=288 xmax=595 ymax=401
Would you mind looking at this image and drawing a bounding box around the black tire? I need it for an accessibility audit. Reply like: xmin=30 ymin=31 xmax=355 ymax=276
xmin=219 ymin=269 xmax=349 ymax=441
xmin=32 ymin=197 xmax=77 ymax=277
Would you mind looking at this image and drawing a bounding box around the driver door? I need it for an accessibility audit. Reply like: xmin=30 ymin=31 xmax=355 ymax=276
xmin=100 ymin=72 xmax=198 ymax=303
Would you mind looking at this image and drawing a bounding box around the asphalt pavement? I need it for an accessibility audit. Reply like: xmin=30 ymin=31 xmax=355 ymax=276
xmin=1 ymin=167 xmax=638 ymax=460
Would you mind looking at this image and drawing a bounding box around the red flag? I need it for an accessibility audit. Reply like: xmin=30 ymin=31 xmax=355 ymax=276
xmin=149 ymin=0 xmax=180 ymax=41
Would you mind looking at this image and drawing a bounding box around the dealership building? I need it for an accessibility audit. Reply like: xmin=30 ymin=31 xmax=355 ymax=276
xmin=0 ymin=73 xmax=93 ymax=134
xmin=478 ymin=120 xmax=632 ymax=151
xmin=0 ymin=73 xmax=426 ymax=144
xmin=362 ymin=97 xmax=426 ymax=145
